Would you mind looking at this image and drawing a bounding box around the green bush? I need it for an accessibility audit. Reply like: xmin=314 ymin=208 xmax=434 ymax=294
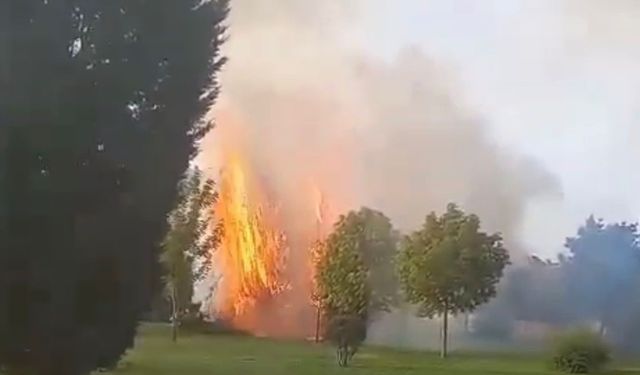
xmin=551 ymin=329 xmax=611 ymax=373
xmin=325 ymin=314 xmax=367 ymax=367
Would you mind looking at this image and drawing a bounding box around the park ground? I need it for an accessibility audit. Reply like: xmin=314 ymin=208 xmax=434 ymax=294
xmin=99 ymin=324 xmax=640 ymax=375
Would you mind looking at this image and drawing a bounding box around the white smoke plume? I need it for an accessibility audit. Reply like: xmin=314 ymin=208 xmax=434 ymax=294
xmin=202 ymin=0 xmax=559 ymax=240
xmin=198 ymin=0 xmax=561 ymax=346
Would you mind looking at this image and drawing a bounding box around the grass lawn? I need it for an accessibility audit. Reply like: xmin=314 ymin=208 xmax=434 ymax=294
xmin=98 ymin=324 xmax=640 ymax=375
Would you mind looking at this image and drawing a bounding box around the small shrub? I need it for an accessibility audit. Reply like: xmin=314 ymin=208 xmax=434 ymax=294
xmin=325 ymin=315 xmax=367 ymax=367
xmin=551 ymin=329 xmax=611 ymax=373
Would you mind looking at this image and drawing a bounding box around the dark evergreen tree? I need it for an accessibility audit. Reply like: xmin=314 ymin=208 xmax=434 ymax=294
xmin=0 ymin=1 xmax=227 ymax=374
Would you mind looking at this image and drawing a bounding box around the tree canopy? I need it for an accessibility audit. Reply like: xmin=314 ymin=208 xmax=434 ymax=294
xmin=397 ymin=203 xmax=509 ymax=357
xmin=314 ymin=207 xmax=398 ymax=366
xmin=0 ymin=1 xmax=227 ymax=374
xmin=563 ymin=217 xmax=640 ymax=349
xmin=472 ymin=217 xmax=640 ymax=353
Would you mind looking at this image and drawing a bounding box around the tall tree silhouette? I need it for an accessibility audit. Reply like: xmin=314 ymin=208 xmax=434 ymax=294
xmin=564 ymin=217 xmax=640 ymax=349
xmin=0 ymin=1 xmax=227 ymax=374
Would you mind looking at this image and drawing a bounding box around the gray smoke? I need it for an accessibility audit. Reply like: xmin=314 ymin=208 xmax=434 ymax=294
xmin=202 ymin=0 xmax=559 ymax=238
xmin=199 ymin=0 xmax=562 ymax=348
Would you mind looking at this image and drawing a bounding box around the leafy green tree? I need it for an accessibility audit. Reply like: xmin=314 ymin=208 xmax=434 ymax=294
xmin=160 ymin=167 xmax=220 ymax=342
xmin=397 ymin=203 xmax=509 ymax=358
xmin=316 ymin=239 xmax=368 ymax=367
xmin=0 ymin=1 xmax=227 ymax=374
xmin=359 ymin=208 xmax=401 ymax=310
xmin=314 ymin=207 xmax=398 ymax=367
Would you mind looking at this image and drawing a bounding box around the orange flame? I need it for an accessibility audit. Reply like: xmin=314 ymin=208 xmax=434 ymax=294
xmin=215 ymin=152 xmax=287 ymax=319
xmin=206 ymin=109 xmax=350 ymax=337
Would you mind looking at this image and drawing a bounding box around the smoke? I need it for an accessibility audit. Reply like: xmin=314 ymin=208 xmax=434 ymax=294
xmin=563 ymin=0 xmax=640 ymax=55
xmin=203 ymin=0 xmax=560 ymax=240
xmin=198 ymin=0 xmax=561 ymax=345
xmin=352 ymin=51 xmax=561 ymax=242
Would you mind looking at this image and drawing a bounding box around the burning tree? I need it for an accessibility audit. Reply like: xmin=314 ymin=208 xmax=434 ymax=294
xmin=0 ymin=1 xmax=227 ymax=374
xmin=396 ymin=203 xmax=510 ymax=358
xmin=314 ymin=208 xmax=398 ymax=367
xmin=213 ymin=154 xmax=288 ymax=324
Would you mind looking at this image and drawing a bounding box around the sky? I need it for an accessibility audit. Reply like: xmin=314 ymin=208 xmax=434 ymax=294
xmin=357 ymin=0 xmax=640 ymax=257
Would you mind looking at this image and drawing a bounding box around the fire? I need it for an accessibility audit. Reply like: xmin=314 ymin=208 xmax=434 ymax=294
xmin=212 ymin=159 xmax=336 ymax=335
xmin=313 ymin=185 xmax=327 ymax=226
xmin=214 ymin=152 xmax=287 ymax=319
xmin=205 ymin=108 xmax=349 ymax=337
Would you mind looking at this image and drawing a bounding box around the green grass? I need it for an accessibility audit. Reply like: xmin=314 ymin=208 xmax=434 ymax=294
xmin=98 ymin=324 xmax=640 ymax=375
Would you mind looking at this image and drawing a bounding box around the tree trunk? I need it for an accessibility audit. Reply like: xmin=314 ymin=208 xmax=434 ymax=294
xmin=314 ymin=305 xmax=321 ymax=343
xmin=599 ymin=319 xmax=607 ymax=337
xmin=464 ymin=312 xmax=470 ymax=333
xmin=170 ymin=284 xmax=178 ymax=343
xmin=336 ymin=346 xmax=347 ymax=367
xmin=441 ymin=301 xmax=449 ymax=359
xmin=348 ymin=345 xmax=357 ymax=362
